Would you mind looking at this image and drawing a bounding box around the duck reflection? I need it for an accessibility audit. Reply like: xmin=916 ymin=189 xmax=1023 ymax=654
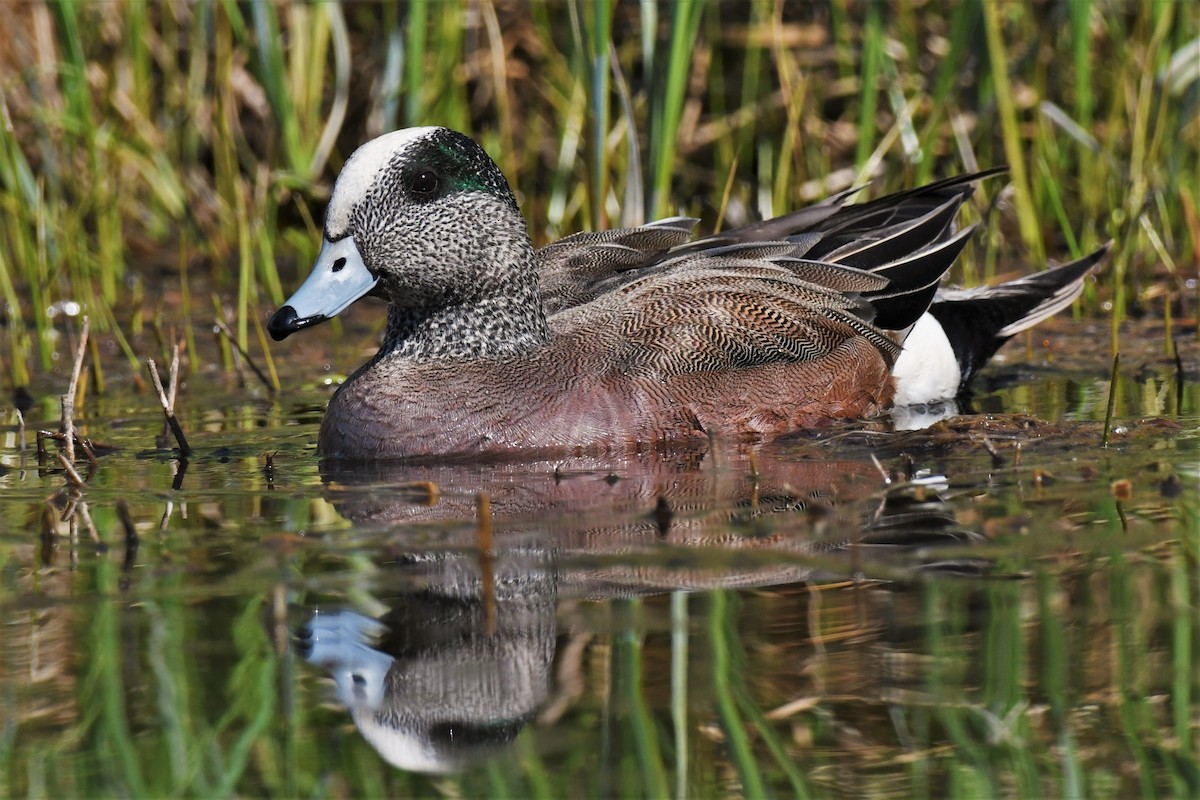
xmin=298 ymin=544 xmax=557 ymax=774
xmin=298 ymin=446 xmax=986 ymax=774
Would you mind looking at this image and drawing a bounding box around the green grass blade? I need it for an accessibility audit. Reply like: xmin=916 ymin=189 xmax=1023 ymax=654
xmin=404 ymin=0 xmax=429 ymax=126
xmin=648 ymin=0 xmax=705 ymax=220
xmin=982 ymin=1 xmax=1043 ymax=261
xmin=708 ymin=591 xmax=767 ymax=798
xmin=855 ymin=1 xmax=885 ymax=169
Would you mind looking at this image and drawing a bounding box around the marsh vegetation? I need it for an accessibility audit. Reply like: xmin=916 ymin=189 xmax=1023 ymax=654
xmin=0 ymin=2 xmax=1197 ymax=797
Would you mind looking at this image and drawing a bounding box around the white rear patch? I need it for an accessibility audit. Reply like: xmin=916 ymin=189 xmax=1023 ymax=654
xmin=891 ymin=312 xmax=962 ymax=406
xmin=891 ymin=399 xmax=962 ymax=431
xmin=325 ymin=126 xmax=442 ymax=237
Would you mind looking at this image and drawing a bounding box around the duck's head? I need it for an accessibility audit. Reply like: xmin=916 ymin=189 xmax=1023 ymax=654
xmin=268 ymin=126 xmax=526 ymax=341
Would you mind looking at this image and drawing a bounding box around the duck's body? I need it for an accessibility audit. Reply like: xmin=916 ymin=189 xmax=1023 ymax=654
xmin=269 ymin=126 xmax=1105 ymax=461
xmin=320 ymin=322 xmax=891 ymax=459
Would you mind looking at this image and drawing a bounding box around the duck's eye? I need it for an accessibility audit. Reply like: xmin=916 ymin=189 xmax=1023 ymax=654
xmin=408 ymin=169 xmax=441 ymax=201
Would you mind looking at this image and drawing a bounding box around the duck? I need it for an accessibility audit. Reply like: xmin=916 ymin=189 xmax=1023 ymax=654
xmin=268 ymin=126 xmax=1108 ymax=460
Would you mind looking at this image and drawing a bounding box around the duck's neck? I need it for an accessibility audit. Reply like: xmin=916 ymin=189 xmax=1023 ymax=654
xmin=376 ymin=249 xmax=550 ymax=362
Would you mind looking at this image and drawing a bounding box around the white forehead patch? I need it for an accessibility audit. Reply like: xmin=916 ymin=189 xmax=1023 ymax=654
xmin=325 ymin=126 xmax=443 ymax=237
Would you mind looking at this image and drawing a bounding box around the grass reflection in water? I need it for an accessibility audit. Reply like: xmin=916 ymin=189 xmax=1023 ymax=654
xmin=0 ymin=364 xmax=1195 ymax=796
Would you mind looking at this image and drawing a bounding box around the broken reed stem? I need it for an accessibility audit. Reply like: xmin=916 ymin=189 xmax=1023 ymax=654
xmin=977 ymin=433 xmax=1005 ymax=466
xmin=1102 ymin=352 xmax=1120 ymax=448
xmin=168 ymin=342 xmax=181 ymax=408
xmin=160 ymin=341 xmax=182 ymax=443
xmin=78 ymin=437 xmax=98 ymax=468
xmin=61 ymin=316 xmax=91 ymax=465
xmin=56 ymin=452 xmax=86 ymax=487
xmin=213 ymin=319 xmax=275 ymax=392
xmin=76 ymin=500 xmax=101 ymax=545
xmin=60 ymin=397 xmax=74 ymax=464
xmin=147 ymin=357 xmax=192 ymax=457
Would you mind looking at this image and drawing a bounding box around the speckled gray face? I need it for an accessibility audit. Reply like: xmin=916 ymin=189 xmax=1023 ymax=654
xmin=267 ymin=126 xmax=522 ymax=342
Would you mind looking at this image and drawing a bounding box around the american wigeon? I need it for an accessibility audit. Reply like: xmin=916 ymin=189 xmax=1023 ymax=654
xmin=268 ymin=126 xmax=1106 ymax=460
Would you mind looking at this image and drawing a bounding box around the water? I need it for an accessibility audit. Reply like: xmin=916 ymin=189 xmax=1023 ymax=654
xmin=1 ymin=318 xmax=1197 ymax=797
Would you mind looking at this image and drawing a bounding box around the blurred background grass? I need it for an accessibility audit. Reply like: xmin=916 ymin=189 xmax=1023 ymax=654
xmin=0 ymin=0 xmax=1197 ymax=388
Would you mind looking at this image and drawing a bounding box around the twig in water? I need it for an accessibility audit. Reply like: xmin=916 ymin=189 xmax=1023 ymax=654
xmin=59 ymin=396 xmax=73 ymax=462
xmin=39 ymin=505 xmax=57 ymax=567
xmin=116 ymin=499 xmax=137 ymax=539
xmin=61 ymin=317 xmax=90 ymax=465
xmin=213 ymin=319 xmax=276 ymax=392
xmin=116 ymin=500 xmax=139 ymax=587
xmin=76 ymin=500 xmax=101 ymax=546
xmin=869 ymin=453 xmax=892 ymax=485
xmin=36 ymin=429 xmax=93 ymax=475
xmin=78 ymin=438 xmax=98 ymax=468
xmin=168 ymin=341 xmax=182 ymax=407
xmin=56 ymin=452 xmax=85 ymax=488
xmin=1102 ymin=352 xmax=1120 ymax=448
xmin=978 ymin=434 xmax=1005 ymax=467
xmin=35 ymin=429 xmax=48 ymax=470
xmin=147 ymin=358 xmax=192 ymax=457
xmin=66 ymin=508 xmax=79 ymax=571
xmin=159 ymin=342 xmax=184 ymax=444
xmin=171 ymin=458 xmax=188 ymax=491
xmin=58 ymin=491 xmax=78 ymax=525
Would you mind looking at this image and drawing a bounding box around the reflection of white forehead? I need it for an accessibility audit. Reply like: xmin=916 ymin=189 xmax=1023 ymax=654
xmin=325 ymin=126 xmax=440 ymax=237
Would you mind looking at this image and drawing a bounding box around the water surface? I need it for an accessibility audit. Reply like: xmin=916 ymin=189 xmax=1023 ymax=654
xmin=1 ymin=317 xmax=1197 ymax=797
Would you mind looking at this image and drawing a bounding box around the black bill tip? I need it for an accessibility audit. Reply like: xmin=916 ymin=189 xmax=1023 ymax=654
xmin=268 ymin=305 xmax=327 ymax=341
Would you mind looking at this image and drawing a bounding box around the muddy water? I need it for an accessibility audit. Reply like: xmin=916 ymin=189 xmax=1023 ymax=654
xmin=0 ymin=317 xmax=1196 ymax=797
